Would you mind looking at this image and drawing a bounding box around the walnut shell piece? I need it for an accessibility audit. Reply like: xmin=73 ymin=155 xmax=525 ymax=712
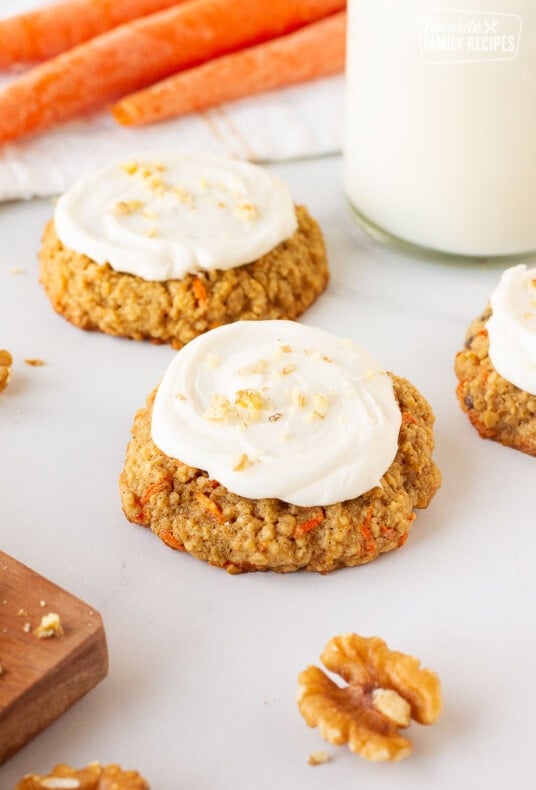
xmin=297 ymin=634 xmax=442 ymax=762
xmin=15 ymin=762 xmax=149 ymax=790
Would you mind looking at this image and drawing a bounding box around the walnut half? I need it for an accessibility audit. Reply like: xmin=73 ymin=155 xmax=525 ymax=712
xmin=16 ymin=762 xmax=149 ymax=790
xmin=0 ymin=348 xmax=13 ymax=393
xmin=297 ymin=633 xmax=442 ymax=762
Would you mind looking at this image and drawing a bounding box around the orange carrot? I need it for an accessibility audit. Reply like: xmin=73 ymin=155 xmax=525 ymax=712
xmin=159 ymin=529 xmax=185 ymax=550
xmin=0 ymin=1 xmax=190 ymax=68
xmin=295 ymin=508 xmax=325 ymax=537
xmin=139 ymin=476 xmax=173 ymax=507
xmin=0 ymin=0 xmax=345 ymax=144
xmin=113 ymin=11 xmax=346 ymax=127
xmin=192 ymin=276 xmax=208 ymax=304
xmin=359 ymin=506 xmax=376 ymax=555
xmin=195 ymin=491 xmax=224 ymax=522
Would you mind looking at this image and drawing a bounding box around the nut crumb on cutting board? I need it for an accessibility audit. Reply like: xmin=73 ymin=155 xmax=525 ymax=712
xmin=35 ymin=612 xmax=64 ymax=639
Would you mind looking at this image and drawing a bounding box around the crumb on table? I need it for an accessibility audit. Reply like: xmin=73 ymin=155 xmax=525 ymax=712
xmin=24 ymin=358 xmax=46 ymax=367
xmin=308 ymin=750 xmax=332 ymax=766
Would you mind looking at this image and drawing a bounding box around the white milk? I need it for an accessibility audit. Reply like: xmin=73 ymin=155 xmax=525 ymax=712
xmin=344 ymin=0 xmax=536 ymax=257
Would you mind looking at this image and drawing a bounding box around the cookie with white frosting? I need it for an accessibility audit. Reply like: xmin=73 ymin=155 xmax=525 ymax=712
xmin=119 ymin=321 xmax=441 ymax=573
xmin=455 ymin=265 xmax=536 ymax=456
xmin=39 ymin=151 xmax=329 ymax=348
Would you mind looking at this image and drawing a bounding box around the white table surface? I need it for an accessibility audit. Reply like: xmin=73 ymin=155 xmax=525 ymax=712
xmin=1 ymin=154 xmax=535 ymax=790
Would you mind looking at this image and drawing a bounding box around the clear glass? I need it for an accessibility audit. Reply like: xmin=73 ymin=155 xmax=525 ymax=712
xmin=344 ymin=0 xmax=536 ymax=260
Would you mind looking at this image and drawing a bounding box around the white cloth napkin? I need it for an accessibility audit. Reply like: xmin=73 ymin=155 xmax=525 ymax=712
xmin=0 ymin=1 xmax=344 ymax=201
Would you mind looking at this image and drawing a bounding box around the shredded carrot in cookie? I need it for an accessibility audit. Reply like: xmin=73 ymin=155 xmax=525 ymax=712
xmin=139 ymin=476 xmax=173 ymax=507
xmin=295 ymin=509 xmax=325 ymax=537
xmin=397 ymin=532 xmax=409 ymax=548
xmin=159 ymin=529 xmax=185 ymax=551
xmin=192 ymin=277 xmax=208 ymax=304
xmin=359 ymin=506 xmax=376 ymax=555
xmin=401 ymin=411 xmax=418 ymax=426
xmin=196 ymin=491 xmax=224 ymax=522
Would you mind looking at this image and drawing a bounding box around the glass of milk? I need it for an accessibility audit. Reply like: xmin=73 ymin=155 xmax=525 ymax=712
xmin=344 ymin=0 xmax=536 ymax=259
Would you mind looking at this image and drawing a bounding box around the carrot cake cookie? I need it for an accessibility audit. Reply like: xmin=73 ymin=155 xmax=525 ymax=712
xmin=120 ymin=320 xmax=441 ymax=573
xmin=455 ymin=264 xmax=536 ymax=456
xmin=39 ymin=151 xmax=329 ymax=347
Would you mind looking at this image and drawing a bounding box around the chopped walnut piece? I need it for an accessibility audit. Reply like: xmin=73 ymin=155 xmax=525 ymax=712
xmin=206 ymin=353 xmax=220 ymax=369
xmin=233 ymin=453 xmax=251 ymax=472
xmin=121 ymin=160 xmax=165 ymax=177
xmin=120 ymin=161 xmax=139 ymax=175
xmin=203 ymin=393 xmax=235 ymax=421
xmin=172 ymin=185 xmax=194 ymax=203
xmin=279 ymin=364 xmax=296 ymax=376
xmin=148 ymin=175 xmax=166 ymax=195
xmin=297 ymin=634 xmax=442 ymax=762
xmin=251 ymin=359 xmax=267 ymax=375
xmin=235 ymin=201 xmax=260 ymax=220
xmin=35 ymin=612 xmax=64 ymax=639
xmin=307 ymin=410 xmax=326 ymax=422
xmin=290 ymin=387 xmax=307 ymax=409
xmin=114 ymin=199 xmax=144 ymax=216
xmin=235 ymin=388 xmax=266 ymax=417
xmin=312 ymin=392 xmax=330 ymax=413
xmin=15 ymin=761 xmax=149 ymax=790
xmin=141 ymin=207 xmax=157 ymax=219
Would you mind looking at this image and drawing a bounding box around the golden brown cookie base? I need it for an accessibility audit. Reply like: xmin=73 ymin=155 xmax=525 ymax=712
xmin=454 ymin=307 xmax=536 ymax=456
xmin=119 ymin=376 xmax=441 ymax=574
xmin=38 ymin=205 xmax=329 ymax=348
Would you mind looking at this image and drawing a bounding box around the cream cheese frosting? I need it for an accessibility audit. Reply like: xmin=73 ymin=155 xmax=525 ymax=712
xmin=487 ymin=264 xmax=536 ymax=395
xmin=151 ymin=320 xmax=402 ymax=507
xmin=54 ymin=150 xmax=297 ymax=282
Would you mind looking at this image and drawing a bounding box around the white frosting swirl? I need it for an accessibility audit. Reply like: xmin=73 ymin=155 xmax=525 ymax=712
xmin=151 ymin=320 xmax=402 ymax=507
xmin=487 ymin=264 xmax=536 ymax=395
xmin=54 ymin=150 xmax=297 ymax=282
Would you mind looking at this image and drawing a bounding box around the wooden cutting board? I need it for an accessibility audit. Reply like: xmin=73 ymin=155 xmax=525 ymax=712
xmin=0 ymin=551 xmax=108 ymax=765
